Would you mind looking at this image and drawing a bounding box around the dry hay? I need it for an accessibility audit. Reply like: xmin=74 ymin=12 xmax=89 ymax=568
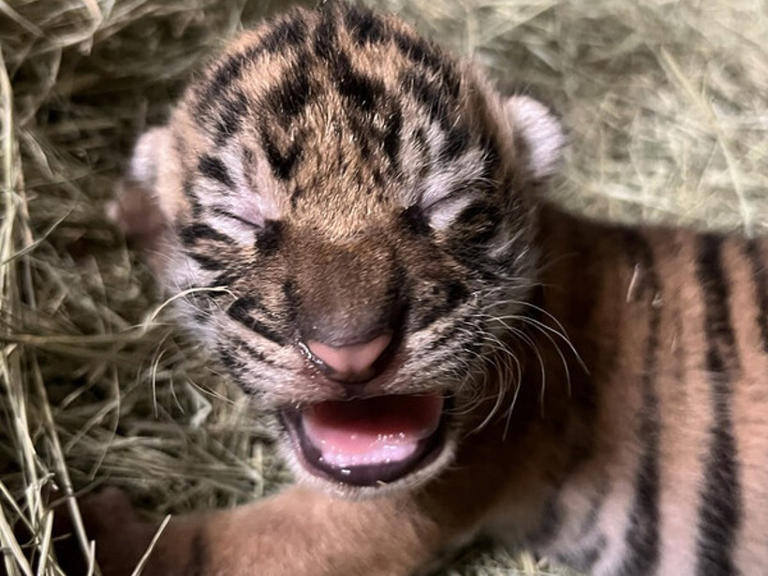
xmin=1 ymin=1 xmax=766 ymax=574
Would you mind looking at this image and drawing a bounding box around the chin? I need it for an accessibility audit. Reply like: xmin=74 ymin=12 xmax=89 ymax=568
xmin=276 ymin=392 xmax=460 ymax=498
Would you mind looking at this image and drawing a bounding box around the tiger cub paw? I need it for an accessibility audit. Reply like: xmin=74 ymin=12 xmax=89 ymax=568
xmin=55 ymin=488 xmax=158 ymax=576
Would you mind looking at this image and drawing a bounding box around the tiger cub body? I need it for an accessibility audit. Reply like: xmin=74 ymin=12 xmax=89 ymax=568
xmin=81 ymin=2 xmax=768 ymax=575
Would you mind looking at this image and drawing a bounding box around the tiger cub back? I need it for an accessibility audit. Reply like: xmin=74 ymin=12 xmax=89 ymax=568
xmin=518 ymin=208 xmax=768 ymax=575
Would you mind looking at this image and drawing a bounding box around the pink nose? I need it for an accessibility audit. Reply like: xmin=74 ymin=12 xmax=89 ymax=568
xmin=307 ymin=333 xmax=392 ymax=381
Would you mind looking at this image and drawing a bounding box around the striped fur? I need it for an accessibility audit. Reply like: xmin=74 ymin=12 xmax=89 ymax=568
xmin=91 ymin=3 xmax=768 ymax=575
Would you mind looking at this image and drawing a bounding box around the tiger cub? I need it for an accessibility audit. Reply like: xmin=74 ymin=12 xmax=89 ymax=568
xmin=75 ymin=2 xmax=768 ymax=575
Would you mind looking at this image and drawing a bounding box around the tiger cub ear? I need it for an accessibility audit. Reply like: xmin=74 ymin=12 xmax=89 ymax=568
xmin=128 ymin=127 xmax=169 ymax=190
xmin=504 ymin=95 xmax=565 ymax=182
xmin=107 ymin=127 xmax=171 ymax=245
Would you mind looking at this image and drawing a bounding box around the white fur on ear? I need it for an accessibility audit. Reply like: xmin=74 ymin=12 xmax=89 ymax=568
xmin=504 ymin=95 xmax=565 ymax=181
xmin=129 ymin=127 xmax=170 ymax=186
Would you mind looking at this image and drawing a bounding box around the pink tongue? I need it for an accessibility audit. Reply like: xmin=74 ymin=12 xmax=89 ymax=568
xmin=302 ymin=394 xmax=444 ymax=468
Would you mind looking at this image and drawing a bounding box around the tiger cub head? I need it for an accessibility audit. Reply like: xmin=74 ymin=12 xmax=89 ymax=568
xmin=121 ymin=1 xmax=564 ymax=496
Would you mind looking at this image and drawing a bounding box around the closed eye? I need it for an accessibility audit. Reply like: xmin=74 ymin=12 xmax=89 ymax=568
xmin=211 ymin=206 xmax=263 ymax=230
xmin=421 ymin=188 xmax=471 ymax=213
xmin=421 ymin=192 xmax=476 ymax=231
xmin=205 ymin=205 xmax=266 ymax=246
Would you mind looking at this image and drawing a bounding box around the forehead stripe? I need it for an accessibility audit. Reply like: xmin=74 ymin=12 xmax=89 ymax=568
xmin=393 ymin=31 xmax=460 ymax=98
xmin=401 ymin=71 xmax=452 ymax=129
xmin=198 ymin=154 xmax=234 ymax=188
xmin=344 ymin=4 xmax=389 ymax=45
xmin=259 ymin=126 xmax=302 ymax=180
xmin=313 ymin=4 xmax=338 ymax=62
xmin=215 ymin=90 xmax=249 ymax=146
xmin=331 ymin=51 xmax=384 ymax=112
xmin=383 ymin=106 xmax=402 ymax=166
xmin=263 ymin=66 xmax=312 ymax=124
xmin=438 ymin=124 xmax=471 ymax=163
xmin=197 ymin=14 xmax=308 ymax=114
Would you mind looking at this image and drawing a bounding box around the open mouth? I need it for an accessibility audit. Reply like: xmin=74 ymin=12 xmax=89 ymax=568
xmin=280 ymin=393 xmax=449 ymax=487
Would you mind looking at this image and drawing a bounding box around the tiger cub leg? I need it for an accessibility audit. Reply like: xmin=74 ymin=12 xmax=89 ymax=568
xmin=58 ymin=485 xmax=464 ymax=576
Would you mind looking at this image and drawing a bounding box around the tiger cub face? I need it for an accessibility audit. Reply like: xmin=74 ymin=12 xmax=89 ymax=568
xmin=124 ymin=2 xmax=564 ymax=496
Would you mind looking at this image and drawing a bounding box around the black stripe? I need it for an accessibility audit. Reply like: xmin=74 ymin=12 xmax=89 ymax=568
xmin=231 ymin=334 xmax=273 ymax=366
xmin=182 ymin=177 xmax=202 ymax=219
xmin=289 ymin=186 xmax=304 ymax=210
xmin=198 ymin=155 xmax=234 ymax=188
xmin=399 ymin=205 xmax=430 ymax=236
xmin=393 ymin=32 xmax=441 ymax=71
xmin=180 ymin=223 xmax=233 ymax=246
xmin=694 ymin=234 xmax=741 ymax=576
xmin=455 ymin=201 xmax=502 ymax=246
xmin=209 ymin=269 xmax=243 ymax=289
xmin=263 ymin=68 xmax=312 ymax=125
xmin=619 ymin=232 xmax=661 ymax=576
xmin=192 ymin=309 xmax=209 ymax=323
xmin=382 ymin=106 xmax=402 ymax=166
xmin=187 ymin=251 xmax=225 ymax=271
xmin=198 ymin=14 xmax=307 ymax=113
xmin=282 ymin=278 xmax=299 ymax=325
xmin=525 ymin=495 xmax=562 ymax=548
xmin=227 ymin=296 xmax=286 ymax=345
xmin=413 ymin=279 xmax=469 ymax=332
xmin=211 ymin=207 xmax=259 ymax=230
xmin=420 ymin=335 xmax=474 ymax=375
xmin=439 ymin=124 xmax=471 ymax=163
xmin=392 ymin=31 xmax=460 ymax=99
xmin=218 ymin=343 xmax=258 ymax=396
xmin=330 ymin=51 xmax=384 ymax=113
xmin=260 ymin=14 xmax=308 ymax=53
xmin=698 ymin=236 xmax=738 ymax=349
xmin=420 ymin=311 xmax=474 ymax=351
xmin=479 ymin=131 xmax=502 ymax=179
xmin=344 ymin=4 xmax=389 ymax=45
xmin=555 ymin=534 xmax=607 ymax=574
xmin=314 ymin=4 xmax=338 ymax=62
xmin=401 ymin=71 xmax=452 ymax=128
xmin=198 ymin=50 xmax=256 ymax=116
xmin=372 ymin=168 xmax=385 ymax=188
xmin=215 ymin=91 xmax=249 ymax=146
xmin=745 ymin=240 xmax=768 ymax=353
xmin=218 ymin=344 xmax=240 ymax=371
xmin=444 ymin=279 xmax=470 ymax=310
xmin=255 ymin=220 xmax=283 ymax=256
xmin=187 ymin=528 xmax=209 ymax=576
xmin=259 ymin=126 xmax=302 ymax=180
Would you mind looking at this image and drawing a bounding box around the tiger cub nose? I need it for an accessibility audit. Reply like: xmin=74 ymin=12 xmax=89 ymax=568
xmin=307 ymin=333 xmax=392 ymax=382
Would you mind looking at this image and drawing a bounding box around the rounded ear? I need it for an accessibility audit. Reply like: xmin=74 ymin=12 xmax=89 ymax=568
xmin=107 ymin=127 xmax=171 ymax=243
xmin=504 ymin=95 xmax=565 ymax=181
xmin=128 ymin=127 xmax=171 ymax=188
